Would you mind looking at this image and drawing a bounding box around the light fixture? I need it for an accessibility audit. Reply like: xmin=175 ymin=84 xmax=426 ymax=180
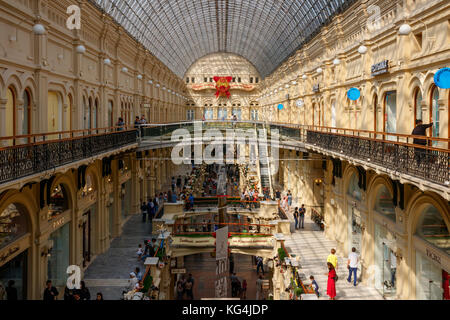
xmin=33 ymin=23 xmax=46 ymax=35
xmin=358 ymin=45 xmax=368 ymax=54
xmin=57 ymin=54 xmax=64 ymax=60
xmin=333 ymin=58 xmax=341 ymax=65
xmin=399 ymin=23 xmax=412 ymax=35
xmin=302 ymin=74 xmax=307 ymax=80
xmin=156 ymin=83 xmax=160 ymax=87
xmin=137 ymin=74 xmax=143 ymax=80
xmin=316 ymin=67 xmax=323 ymax=74
xmin=168 ymin=89 xmax=171 ymax=93
xmin=274 ymin=89 xmax=278 ymax=93
xmin=285 ymin=84 xmax=289 ymax=88
xmin=292 ymin=81 xmax=297 ymax=85
xmin=104 ymin=58 xmax=111 ymax=65
xmin=122 ymin=67 xmax=128 ymax=73
xmin=162 ymin=87 xmax=166 ymax=90
xmin=75 ymin=45 xmax=86 ymax=54
xmin=148 ymin=80 xmax=152 ymax=84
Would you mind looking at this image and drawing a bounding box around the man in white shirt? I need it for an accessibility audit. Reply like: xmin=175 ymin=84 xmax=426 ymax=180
xmin=347 ymin=247 xmax=359 ymax=286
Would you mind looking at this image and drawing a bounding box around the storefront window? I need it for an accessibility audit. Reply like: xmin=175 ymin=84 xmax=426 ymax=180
xmin=48 ymin=184 xmax=69 ymax=220
xmin=415 ymin=250 xmax=443 ymax=300
xmin=374 ymin=223 xmax=397 ymax=297
xmin=347 ymin=172 xmax=362 ymax=201
xmin=415 ymin=89 xmax=423 ymax=123
xmin=47 ymin=223 xmax=70 ymax=288
xmin=416 ymin=205 xmax=449 ymax=255
xmin=374 ymin=185 xmax=396 ymax=222
xmin=0 ymin=250 xmax=27 ymax=300
xmin=0 ymin=203 xmax=28 ymax=249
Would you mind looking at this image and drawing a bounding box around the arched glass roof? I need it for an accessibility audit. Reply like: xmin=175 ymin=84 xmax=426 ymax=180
xmin=91 ymin=0 xmax=356 ymax=78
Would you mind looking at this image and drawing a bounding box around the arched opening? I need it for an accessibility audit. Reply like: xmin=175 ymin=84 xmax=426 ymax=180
xmin=373 ymin=94 xmax=378 ymax=132
xmin=93 ymin=98 xmax=99 ymax=129
xmin=414 ymin=88 xmax=423 ymax=125
xmin=430 ymin=86 xmax=440 ymax=144
xmin=48 ymin=91 xmax=63 ymax=134
xmin=48 ymin=184 xmax=69 ymax=221
xmin=21 ymin=89 xmax=32 ymax=136
xmin=0 ymin=202 xmax=30 ymax=300
xmin=66 ymin=94 xmax=73 ymax=132
xmin=83 ymin=96 xmax=88 ymax=130
xmin=108 ymin=100 xmax=113 ymax=127
xmin=88 ymin=97 xmax=93 ymax=130
xmin=5 ymin=87 xmax=16 ymax=144
xmin=81 ymin=172 xmax=97 ymax=267
xmin=414 ymin=204 xmax=449 ymax=300
xmin=383 ymin=91 xmax=397 ymax=140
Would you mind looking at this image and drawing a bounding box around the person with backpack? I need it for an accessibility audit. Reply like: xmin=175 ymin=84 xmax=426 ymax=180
xmin=299 ymin=204 xmax=306 ymax=229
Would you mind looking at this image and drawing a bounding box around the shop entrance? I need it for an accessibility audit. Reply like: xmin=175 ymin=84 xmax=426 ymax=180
xmin=374 ymin=223 xmax=397 ymax=298
xmin=0 ymin=250 xmax=28 ymax=300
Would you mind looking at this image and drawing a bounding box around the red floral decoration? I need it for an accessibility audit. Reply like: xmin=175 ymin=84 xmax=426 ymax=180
xmin=214 ymin=76 xmax=232 ymax=98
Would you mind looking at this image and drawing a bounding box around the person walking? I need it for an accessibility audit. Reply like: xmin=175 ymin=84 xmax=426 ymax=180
xmin=327 ymin=248 xmax=338 ymax=271
xmin=287 ymin=191 xmax=292 ymax=209
xmin=411 ymin=120 xmax=433 ymax=164
xmin=140 ymin=200 xmax=148 ymax=223
xmin=5 ymin=280 xmax=17 ymax=300
xmin=347 ymin=247 xmax=359 ymax=286
xmin=310 ymin=275 xmax=320 ymax=297
xmin=184 ymin=275 xmax=194 ymax=300
xmin=256 ymin=256 xmax=265 ymax=275
xmin=299 ymin=204 xmax=306 ymax=229
xmin=326 ymin=262 xmax=337 ymax=300
xmin=241 ymin=279 xmax=247 ymax=299
xmin=43 ymin=280 xmax=59 ymax=301
xmin=256 ymin=275 xmax=264 ymax=300
xmin=79 ymin=281 xmax=91 ymax=300
xmin=293 ymin=207 xmax=299 ymax=230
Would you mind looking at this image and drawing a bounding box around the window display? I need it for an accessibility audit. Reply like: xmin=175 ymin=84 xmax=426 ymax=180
xmin=0 ymin=204 xmax=28 ymax=249
xmin=48 ymin=184 xmax=69 ymax=221
xmin=47 ymin=223 xmax=70 ymax=288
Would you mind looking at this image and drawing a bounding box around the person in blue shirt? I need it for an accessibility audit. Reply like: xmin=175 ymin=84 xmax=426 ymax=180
xmin=310 ymin=275 xmax=320 ymax=297
xmin=188 ymin=194 xmax=194 ymax=210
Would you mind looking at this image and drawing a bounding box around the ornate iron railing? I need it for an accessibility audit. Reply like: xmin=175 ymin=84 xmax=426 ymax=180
xmin=306 ymin=129 xmax=450 ymax=186
xmin=0 ymin=128 xmax=137 ymax=185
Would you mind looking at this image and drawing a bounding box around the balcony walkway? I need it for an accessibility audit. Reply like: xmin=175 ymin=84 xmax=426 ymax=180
xmin=284 ymin=207 xmax=384 ymax=300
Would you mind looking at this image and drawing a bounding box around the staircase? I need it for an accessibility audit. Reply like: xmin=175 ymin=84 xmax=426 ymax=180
xmin=258 ymin=128 xmax=274 ymax=199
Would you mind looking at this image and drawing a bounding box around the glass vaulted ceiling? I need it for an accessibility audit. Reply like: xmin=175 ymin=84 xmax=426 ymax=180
xmin=91 ymin=0 xmax=355 ymax=78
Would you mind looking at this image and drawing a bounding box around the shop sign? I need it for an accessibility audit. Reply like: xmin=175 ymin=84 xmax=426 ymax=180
xmin=229 ymin=237 xmax=273 ymax=248
xmin=0 ymin=246 xmax=20 ymax=264
xmin=171 ymin=268 xmax=186 ymax=274
xmin=312 ymin=84 xmax=320 ymax=93
xmin=371 ymin=60 xmax=389 ymax=76
xmin=426 ymin=248 xmax=441 ymax=265
xmin=52 ymin=217 xmax=65 ymax=230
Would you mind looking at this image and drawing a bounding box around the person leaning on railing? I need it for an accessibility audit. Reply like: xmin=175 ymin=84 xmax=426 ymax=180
xmin=411 ymin=120 xmax=433 ymax=164
xmin=116 ymin=117 xmax=125 ymax=131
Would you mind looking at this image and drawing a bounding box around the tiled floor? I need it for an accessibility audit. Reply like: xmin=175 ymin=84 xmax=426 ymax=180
xmin=284 ymin=207 xmax=384 ymax=300
xmin=83 ymin=213 xmax=154 ymax=300
xmin=183 ymin=253 xmax=262 ymax=300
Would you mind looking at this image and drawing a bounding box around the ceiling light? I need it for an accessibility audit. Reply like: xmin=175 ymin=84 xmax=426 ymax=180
xmin=302 ymin=74 xmax=307 ymax=80
xmin=316 ymin=67 xmax=323 ymax=74
xmin=333 ymin=58 xmax=341 ymax=65
xmin=75 ymin=45 xmax=86 ymax=54
xmin=122 ymin=67 xmax=128 ymax=73
xmin=399 ymin=24 xmax=412 ymax=35
xmin=137 ymin=74 xmax=143 ymax=80
xmin=33 ymin=23 xmax=46 ymax=35
xmin=292 ymin=81 xmax=297 ymax=85
xmin=104 ymin=58 xmax=111 ymax=65
xmin=156 ymin=83 xmax=160 ymax=87
xmin=148 ymin=80 xmax=153 ymax=84
xmin=285 ymin=84 xmax=289 ymax=88
xmin=358 ymin=45 xmax=368 ymax=54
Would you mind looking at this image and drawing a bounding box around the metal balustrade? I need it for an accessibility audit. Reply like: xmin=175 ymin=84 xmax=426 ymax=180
xmin=0 ymin=127 xmax=137 ymax=185
xmin=1 ymin=121 xmax=448 ymax=188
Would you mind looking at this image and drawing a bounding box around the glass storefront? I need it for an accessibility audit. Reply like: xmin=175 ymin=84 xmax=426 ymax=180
xmin=415 ymin=250 xmax=444 ymax=300
xmin=108 ymin=194 xmax=114 ymax=238
xmin=416 ymin=205 xmax=449 ymax=255
xmin=0 ymin=250 xmax=27 ymax=300
xmin=374 ymin=185 xmax=396 ymax=222
xmin=348 ymin=205 xmax=362 ymax=254
xmin=374 ymin=223 xmax=397 ymax=297
xmin=47 ymin=223 xmax=70 ymax=288
xmin=0 ymin=203 xmax=28 ymax=249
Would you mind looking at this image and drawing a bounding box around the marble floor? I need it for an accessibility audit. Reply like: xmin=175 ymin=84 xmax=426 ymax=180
xmin=284 ymin=207 xmax=384 ymax=300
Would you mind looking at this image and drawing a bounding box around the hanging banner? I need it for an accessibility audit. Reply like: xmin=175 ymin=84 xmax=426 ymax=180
xmin=214 ymin=76 xmax=233 ymax=98
xmin=215 ymin=226 xmax=229 ymax=298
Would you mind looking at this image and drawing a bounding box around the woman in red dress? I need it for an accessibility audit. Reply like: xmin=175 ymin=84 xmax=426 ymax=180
xmin=326 ymin=262 xmax=337 ymax=300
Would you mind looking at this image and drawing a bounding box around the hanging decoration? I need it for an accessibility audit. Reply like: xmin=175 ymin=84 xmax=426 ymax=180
xmin=214 ymin=76 xmax=233 ymax=98
xmin=434 ymin=68 xmax=450 ymax=89
xmin=347 ymin=88 xmax=361 ymax=101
